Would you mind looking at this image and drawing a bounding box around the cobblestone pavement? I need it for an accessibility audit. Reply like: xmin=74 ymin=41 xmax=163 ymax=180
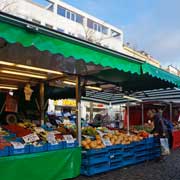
xmin=74 ymin=149 xmax=180 ymax=180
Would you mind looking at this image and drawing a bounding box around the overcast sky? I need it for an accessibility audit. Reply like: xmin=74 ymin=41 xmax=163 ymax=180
xmin=35 ymin=0 xmax=180 ymax=68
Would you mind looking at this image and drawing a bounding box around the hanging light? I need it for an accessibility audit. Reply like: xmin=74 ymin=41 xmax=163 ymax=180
xmin=1 ymin=70 xmax=47 ymax=79
xmin=0 ymin=85 xmax=18 ymax=90
xmin=123 ymin=95 xmax=142 ymax=102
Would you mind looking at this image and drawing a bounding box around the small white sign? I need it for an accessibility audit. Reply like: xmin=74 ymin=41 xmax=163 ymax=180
xmin=11 ymin=142 xmax=25 ymax=149
xmin=63 ymin=135 xmax=74 ymax=143
xmin=47 ymin=133 xmax=58 ymax=145
xmin=102 ymin=138 xmax=112 ymax=146
xmin=22 ymin=133 xmax=39 ymax=143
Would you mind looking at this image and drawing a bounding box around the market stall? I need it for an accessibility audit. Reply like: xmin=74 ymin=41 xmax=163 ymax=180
xmin=1 ymin=11 xmax=180 ymax=179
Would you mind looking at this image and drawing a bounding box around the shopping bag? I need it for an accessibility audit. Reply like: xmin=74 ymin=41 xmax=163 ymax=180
xmin=160 ymin=138 xmax=170 ymax=155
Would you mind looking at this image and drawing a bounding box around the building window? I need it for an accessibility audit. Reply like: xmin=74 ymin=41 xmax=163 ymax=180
xmin=57 ymin=6 xmax=66 ymax=17
xmin=32 ymin=19 xmax=41 ymax=25
xmin=66 ymin=11 xmax=71 ymax=19
xmin=76 ymin=14 xmax=83 ymax=24
xmin=45 ymin=24 xmax=53 ymax=29
xmin=102 ymin=26 xmax=108 ymax=35
xmin=87 ymin=19 xmax=94 ymax=29
xmin=57 ymin=28 xmax=64 ymax=33
xmin=87 ymin=19 xmax=108 ymax=34
xmin=57 ymin=6 xmax=84 ymax=24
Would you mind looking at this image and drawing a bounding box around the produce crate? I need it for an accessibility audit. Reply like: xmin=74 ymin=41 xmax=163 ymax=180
xmin=110 ymin=154 xmax=123 ymax=163
xmin=135 ymin=144 xmax=147 ymax=151
xmin=110 ymin=161 xmax=124 ymax=170
xmin=123 ymin=156 xmax=136 ymax=166
xmin=135 ymin=155 xmax=147 ymax=163
xmin=0 ymin=147 xmax=9 ymax=157
xmin=146 ymin=137 xmax=154 ymax=144
xmin=47 ymin=142 xmax=63 ymax=151
xmin=63 ymin=140 xmax=78 ymax=148
xmin=146 ymin=143 xmax=155 ymax=149
xmin=82 ymin=147 xmax=108 ymax=156
xmin=81 ymin=162 xmax=110 ymax=176
xmin=135 ymin=150 xmax=148 ymax=157
xmin=135 ymin=139 xmax=146 ymax=146
xmin=82 ymin=153 xmax=109 ymax=165
xmin=9 ymin=145 xmax=29 ymax=155
xmin=29 ymin=144 xmax=47 ymax=153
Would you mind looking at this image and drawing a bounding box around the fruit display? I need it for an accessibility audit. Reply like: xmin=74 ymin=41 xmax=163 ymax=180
xmin=81 ymin=126 xmax=147 ymax=149
xmin=81 ymin=135 xmax=105 ymax=149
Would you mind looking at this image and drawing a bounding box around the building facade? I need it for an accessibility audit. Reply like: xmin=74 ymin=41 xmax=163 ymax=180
xmin=1 ymin=0 xmax=124 ymax=52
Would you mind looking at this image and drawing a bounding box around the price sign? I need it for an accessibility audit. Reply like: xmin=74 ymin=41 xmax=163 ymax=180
xmin=63 ymin=135 xmax=74 ymax=143
xmin=22 ymin=133 xmax=39 ymax=143
xmin=102 ymin=138 xmax=112 ymax=146
xmin=47 ymin=133 xmax=58 ymax=145
xmin=11 ymin=142 xmax=25 ymax=149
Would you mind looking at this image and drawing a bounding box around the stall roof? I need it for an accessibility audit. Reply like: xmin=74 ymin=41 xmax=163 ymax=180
xmin=0 ymin=12 xmax=180 ymax=94
xmin=0 ymin=12 xmax=180 ymax=88
xmin=0 ymin=12 xmax=141 ymax=75
xmin=82 ymin=88 xmax=180 ymax=105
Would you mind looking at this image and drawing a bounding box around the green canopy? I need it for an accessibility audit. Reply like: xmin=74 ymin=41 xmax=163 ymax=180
xmin=142 ymin=63 xmax=180 ymax=86
xmin=0 ymin=12 xmax=180 ymax=87
xmin=0 ymin=16 xmax=141 ymax=75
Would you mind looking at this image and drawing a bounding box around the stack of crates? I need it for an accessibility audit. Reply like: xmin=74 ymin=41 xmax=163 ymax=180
xmin=81 ymin=137 xmax=161 ymax=176
xmin=81 ymin=148 xmax=110 ymax=176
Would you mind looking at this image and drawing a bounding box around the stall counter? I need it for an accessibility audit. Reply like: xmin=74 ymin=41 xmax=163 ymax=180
xmin=0 ymin=147 xmax=81 ymax=180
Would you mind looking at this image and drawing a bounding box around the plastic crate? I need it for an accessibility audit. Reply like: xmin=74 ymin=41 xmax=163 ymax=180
xmin=47 ymin=142 xmax=63 ymax=151
xmin=146 ymin=137 xmax=154 ymax=144
xmin=82 ymin=153 xmax=109 ymax=165
xmin=135 ymin=156 xmax=147 ymax=163
xmin=135 ymin=145 xmax=147 ymax=151
xmin=82 ymin=147 xmax=108 ymax=156
xmin=123 ymin=156 xmax=136 ymax=166
xmin=63 ymin=140 xmax=78 ymax=148
xmin=122 ymin=149 xmax=134 ymax=157
xmin=0 ymin=147 xmax=9 ymax=157
xmin=81 ymin=163 xmax=110 ymax=176
xmin=110 ymin=161 xmax=124 ymax=170
xmin=29 ymin=143 xmax=47 ymax=153
xmin=135 ymin=139 xmax=146 ymax=146
xmin=146 ymin=143 xmax=155 ymax=149
xmin=110 ymin=154 xmax=123 ymax=163
xmin=9 ymin=145 xmax=29 ymax=155
xmin=135 ymin=150 xmax=148 ymax=157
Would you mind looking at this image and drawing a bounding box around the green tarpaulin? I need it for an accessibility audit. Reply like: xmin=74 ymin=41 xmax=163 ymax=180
xmin=142 ymin=63 xmax=180 ymax=86
xmin=0 ymin=147 xmax=81 ymax=180
xmin=0 ymin=19 xmax=141 ymax=74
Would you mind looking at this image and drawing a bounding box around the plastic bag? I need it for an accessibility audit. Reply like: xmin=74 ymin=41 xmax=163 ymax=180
xmin=160 ymin=138 xmax=170 ymax=155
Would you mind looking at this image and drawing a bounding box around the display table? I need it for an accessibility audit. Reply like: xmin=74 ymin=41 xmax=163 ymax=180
xmin=172 ymin=130 xmax=180 ymax=149
xmin=0 ymin=147 xmax=81 ymax=180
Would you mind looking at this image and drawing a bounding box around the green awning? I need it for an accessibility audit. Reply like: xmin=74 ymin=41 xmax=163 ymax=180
xmin=142 ymin=63 xmax=180 ymax=87
xmin=0 ymin=19 xmax=141 ymax=74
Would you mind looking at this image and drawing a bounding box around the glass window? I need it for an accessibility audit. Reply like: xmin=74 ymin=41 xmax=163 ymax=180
xmin=76 ymin=14 xmax=84 ymax=24
xmin=57 ymin=6 xmax=66 ymax=17
xmin=94 ymin=23 xmax=98 ymax=31
xmin=102 ymin=26 xmax=108 ymax=35
xmin=87 ymin=19 xmax=93 ymax=29
xmin=71 ymin=13 xmax=75 ymax=21
xmin=98 ymin=24 xmax=101 ymax=32
xmin=66 ymin=11 xmax=70 ymax=19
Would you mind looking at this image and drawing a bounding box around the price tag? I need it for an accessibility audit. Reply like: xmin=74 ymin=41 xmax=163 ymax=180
xmin=63 ymin=135 xmax=74 ymax=143
xmin=47 ymin=133 xmax=58 ymax=145
xmin=11 ymin=142 xmax=25 ymax=149
xmin=22 ymin=133 xmax=39 ymax=143
xmin=102 ymin=138 xmax=112 ymax=146
xmin=96 ymin=130 xmax=105 ymax=137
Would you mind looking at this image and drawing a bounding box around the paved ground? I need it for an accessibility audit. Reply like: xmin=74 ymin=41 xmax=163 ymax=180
xmin=75 ymin=149 xmax=180 ymax=180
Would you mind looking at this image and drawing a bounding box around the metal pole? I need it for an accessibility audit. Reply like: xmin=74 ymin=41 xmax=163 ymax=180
xmin=127 ymin=101 xmax=130 ymax=135
xmin=90 ymin=102 xmax=93 ymax=123
xmin=142 ymin=103 xmax=144 ymax=127
xmin=76 ymin=76 xmax=81 ymax=146
xmin=40 ymin=82 xmax=45 ymax=125
xmin=170 ymin=103 xmax=173 ymax=121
